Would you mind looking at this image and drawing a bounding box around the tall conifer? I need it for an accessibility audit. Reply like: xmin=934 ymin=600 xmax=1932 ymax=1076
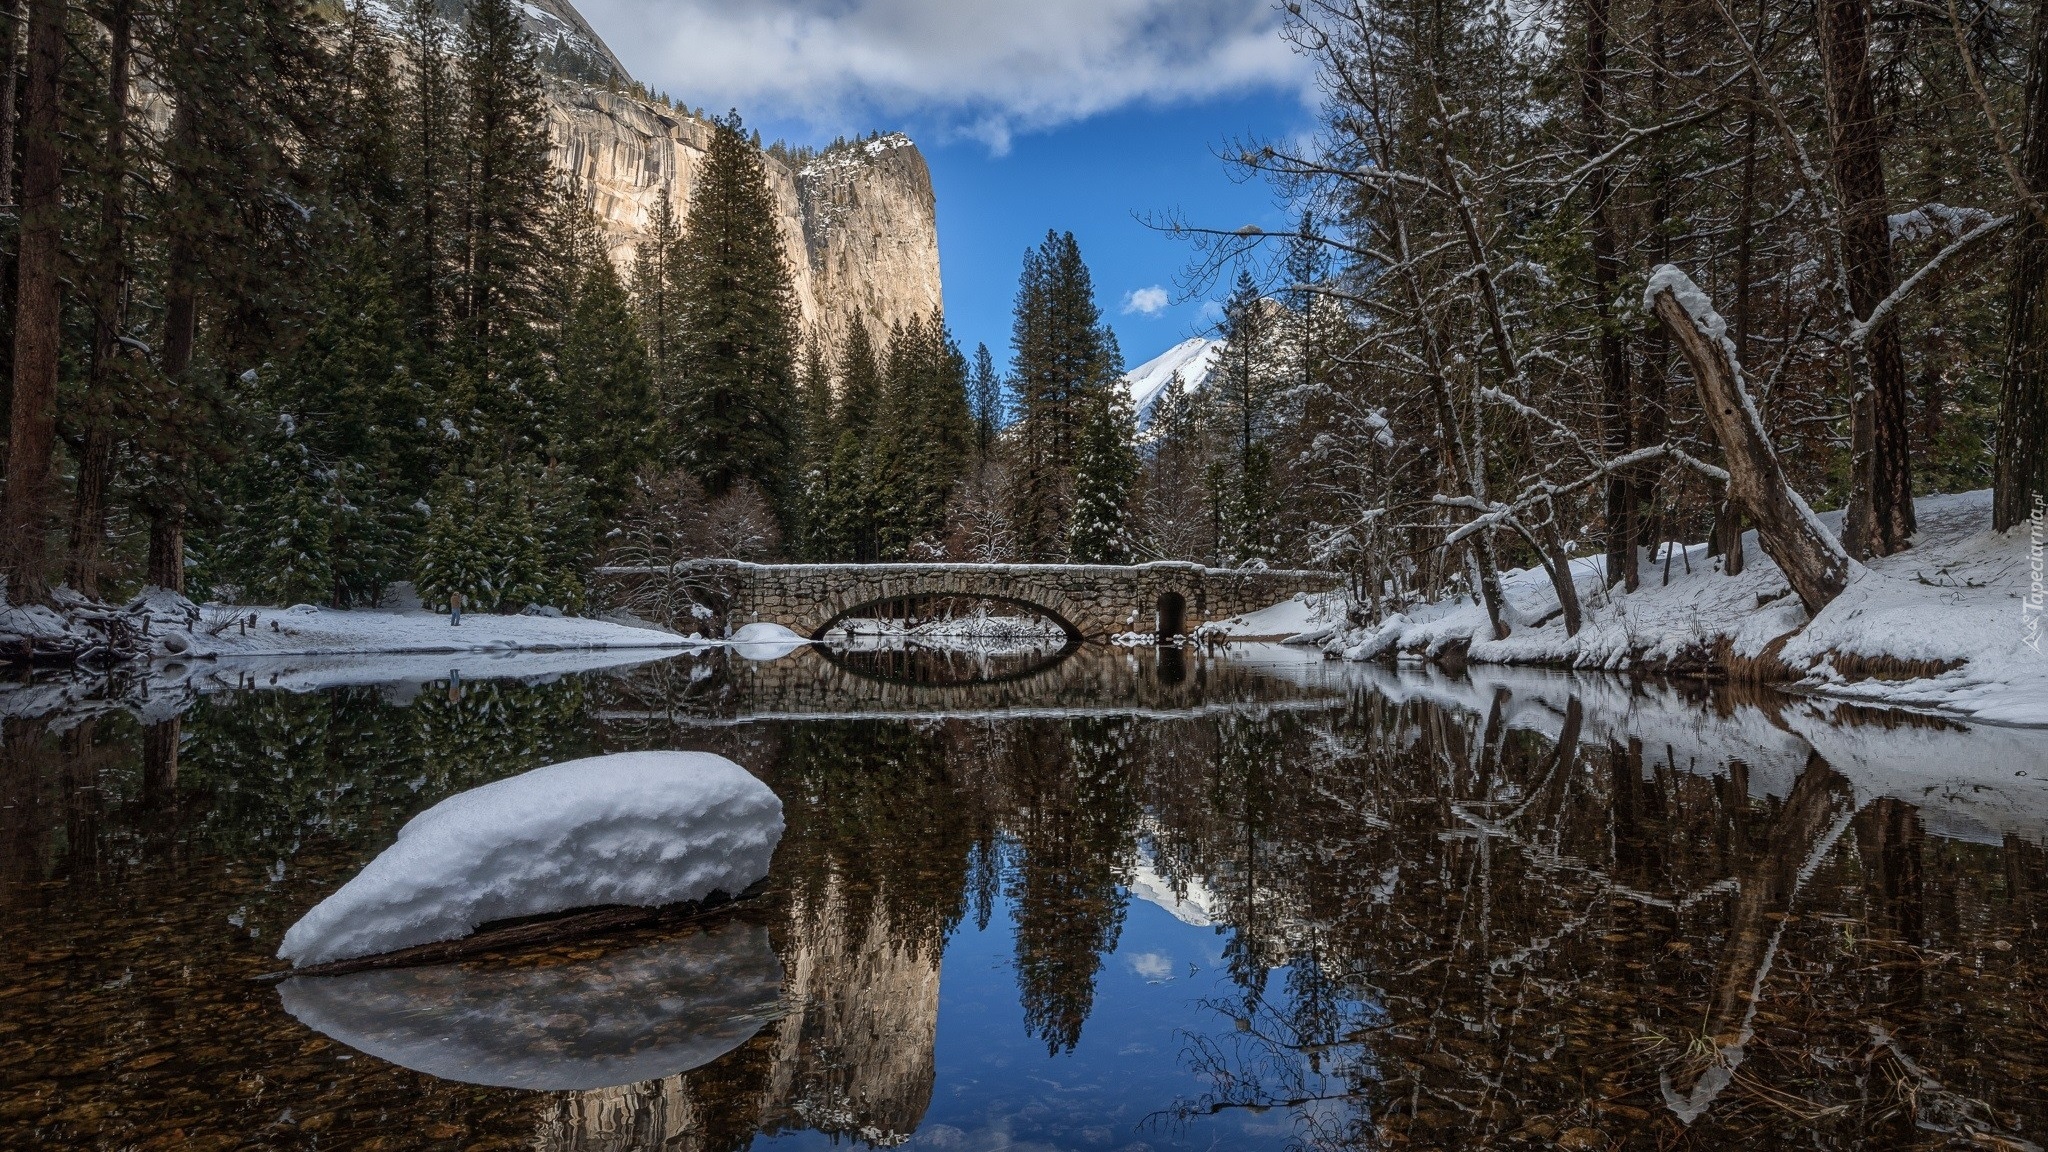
xmin=1008 ymin=231 xmax=1118 ymax=560
xmin=1068 ymin=385 xmax=1140 ymax=564
xmin=671 ymin=111 xmax=799 ymax=525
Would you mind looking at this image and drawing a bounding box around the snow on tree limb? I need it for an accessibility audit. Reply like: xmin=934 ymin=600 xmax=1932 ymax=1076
xmin=1643 ymin=266 xmax=1858 ymax=613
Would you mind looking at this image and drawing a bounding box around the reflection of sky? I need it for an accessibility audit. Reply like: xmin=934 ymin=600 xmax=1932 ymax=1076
xmin=757 ymin=891 xmax=1334 ymax=1151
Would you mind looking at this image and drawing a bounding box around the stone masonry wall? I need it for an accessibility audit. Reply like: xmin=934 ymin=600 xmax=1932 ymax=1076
xmin=603 ymin=562 xmax=1343 ymax=639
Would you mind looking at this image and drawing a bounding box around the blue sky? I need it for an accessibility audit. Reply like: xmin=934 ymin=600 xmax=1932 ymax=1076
xmin=576 ymin=0 xmax=1319 ymax=374
xmin=907 ymin=93 xmax=1314 ymax=377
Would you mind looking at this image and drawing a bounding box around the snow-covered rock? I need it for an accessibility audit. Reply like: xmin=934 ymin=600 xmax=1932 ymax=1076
xmin=727 ymin=621 xmax=812 ymax=661
xmin=279 ymin=752 xmax=785 ymax=967
xmin=279 ymin=920 xmax=782 ymax=1090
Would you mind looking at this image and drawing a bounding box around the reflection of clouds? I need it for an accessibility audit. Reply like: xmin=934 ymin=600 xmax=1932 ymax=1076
xmin=1127 ymin=951 xmax=1174 ymax=981
xmin=906 ymin=1123 xmax=1062 ymax=1151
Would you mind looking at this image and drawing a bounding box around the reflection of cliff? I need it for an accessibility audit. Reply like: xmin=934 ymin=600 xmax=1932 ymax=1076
xmin=534 ymin=874 xmax=942 ymax=1150
xmin=761 ymin=871 xmax=941 ymax=1143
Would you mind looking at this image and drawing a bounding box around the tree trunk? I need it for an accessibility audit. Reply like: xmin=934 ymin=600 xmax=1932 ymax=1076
xmin=147 ymin=97 xmax=200 ymax=597
xmin=0 ymin=0 xmax=64 ymax=606
xmin=1820 ymin=0 xmax=1916 ymax=557
xmin=1995 ymin=0 xmax=2048 ymax=531
xmin=1650 ymin=281 xmax=1855 ymax=613
xmin=1583 ymin=0 xmax=1636 ymax=594
xmin=148 ymin=504 xmax=185 ymax=592
xmin=0 ymin=0 xmax=21 ymax=207
xmin=66 ymin=0 xmax=132 ymax=599
xmin=1631 ymin=0 xmax=1674 ymax=590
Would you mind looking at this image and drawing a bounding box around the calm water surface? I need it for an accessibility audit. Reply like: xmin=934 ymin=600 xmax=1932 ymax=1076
xmin=2 ymin=644 xmax=2046 ymax=1150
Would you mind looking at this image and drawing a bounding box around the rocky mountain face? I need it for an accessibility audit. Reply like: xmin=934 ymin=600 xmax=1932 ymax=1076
xmin=501 ymin=0 xmax=942 ymax=353
xmin=548 ymin=85 xmax=943 ymax=353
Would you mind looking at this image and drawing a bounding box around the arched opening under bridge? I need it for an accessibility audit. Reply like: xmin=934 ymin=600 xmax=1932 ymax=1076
xmin=812 ymin=593 xmax=1085 ymax=644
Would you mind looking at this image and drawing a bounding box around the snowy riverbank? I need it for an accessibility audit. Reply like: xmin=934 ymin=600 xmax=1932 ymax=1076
xmin=145 ymin=599 xmax=701 ymax=660
xmin=1302 ymin=489 xmax=2048 ymax=727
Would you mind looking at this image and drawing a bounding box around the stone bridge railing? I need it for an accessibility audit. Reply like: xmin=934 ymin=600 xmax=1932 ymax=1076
xmin=597 ymin=561 xmax=1344 ymax=639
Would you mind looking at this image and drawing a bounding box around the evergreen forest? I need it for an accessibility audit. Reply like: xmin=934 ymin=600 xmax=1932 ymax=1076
xmin=2 ymin=0 xmax=2045 ymax=646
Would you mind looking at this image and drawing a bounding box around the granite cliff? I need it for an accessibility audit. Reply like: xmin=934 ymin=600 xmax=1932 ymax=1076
xmin=547 ymin=86 xmax=943 ymax=353
xmin=495 ymin=0 xmax=942 ymax=352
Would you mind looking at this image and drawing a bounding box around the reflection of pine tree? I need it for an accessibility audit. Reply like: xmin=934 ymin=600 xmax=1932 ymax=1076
xmin=1008 ymin=719 xmax=1137 ymax=1053
xmin=772 ymin=722 xmax=985 ymax=955
xmin=176 ymin=677 xmax=598 ymax=925
xmin=1213 ymin=712 xmax=1287 ymax=1001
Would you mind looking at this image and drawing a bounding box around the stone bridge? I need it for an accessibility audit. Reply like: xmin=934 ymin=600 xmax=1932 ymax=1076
xmin=599 ymin=561 xmax=1344 ymax=639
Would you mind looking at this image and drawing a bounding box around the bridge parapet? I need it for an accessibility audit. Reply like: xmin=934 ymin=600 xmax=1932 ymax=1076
xmin=596 ymin=561 xmax=1344 ymax=639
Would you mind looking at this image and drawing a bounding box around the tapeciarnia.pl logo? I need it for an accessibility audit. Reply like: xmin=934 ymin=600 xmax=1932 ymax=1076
xmin=2027 ymin=493 xmax=2045 ymax=654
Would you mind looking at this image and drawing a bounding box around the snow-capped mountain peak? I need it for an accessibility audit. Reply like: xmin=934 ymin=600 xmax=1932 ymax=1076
xmin=1120 ymin=336 xmax=1224 ymax=431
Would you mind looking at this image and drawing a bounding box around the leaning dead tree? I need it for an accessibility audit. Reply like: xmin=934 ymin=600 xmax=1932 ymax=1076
xmin=1646 ymin=269 xmax=1856 ymax=612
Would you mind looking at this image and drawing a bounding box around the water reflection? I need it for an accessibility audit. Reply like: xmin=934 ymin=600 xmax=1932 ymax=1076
xmin=815 ymin=637 xmax=1077 ymax=686
xmin=2 ymin=646 xmax=2045 ymax=1149
xmin=279 ymin=920 xmax=784 ymax=1090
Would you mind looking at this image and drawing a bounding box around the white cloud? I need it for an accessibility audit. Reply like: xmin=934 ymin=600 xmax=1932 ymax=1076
xmin=577 ymin=0 xmax=1313 ymax=151
xmin=1122 ymin=285 xmax=1170 ymax=316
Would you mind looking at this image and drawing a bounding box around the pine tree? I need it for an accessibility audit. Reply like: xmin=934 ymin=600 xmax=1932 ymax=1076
xmin=452 ymin=0 xmax=553 ymax=446
xmin=1008 ymin=231 xmax=1119 ymax=560
xmin=630 ymin=190 xmax=684 ymax=409
xmin=671 ymin=110 xmax=800 ymax=526
xmin=416 ymin=458 xmax=548 ymax=612
xmin=545 ymin=185 xmax=658 ymax=521
xmin=1068 ymin=384 xmax=1140 ymax=564
xmin=872 ymin=312 xmax=975 ymax=557
xmin=969 ymin=342 xmax=1003 ymax=460
xmin=397 ymin=0 xmax=460 ymax=359
xmin=792 ymin=336 xmax=837 ymax=559
xmin=1213 ymin=272 xmax=1278 ymax=564
xmin=824 ymin=317 xmax=885 ymax=560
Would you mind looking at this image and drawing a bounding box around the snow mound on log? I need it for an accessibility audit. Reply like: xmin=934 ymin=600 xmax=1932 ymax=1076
xmin=278 ymin=751 xmax=784 ymax=967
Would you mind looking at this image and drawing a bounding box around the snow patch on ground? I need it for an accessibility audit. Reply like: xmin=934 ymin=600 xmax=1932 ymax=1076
xmin=157 ymin=601 xmax=698 ymax=661
xmin=279 ymin=752 xmax=784 ymax=967
xmin=1199 ymin=591 xmax=1348 ymax=641
xmin=1316 ymin=490 xmax=2048 ymax=727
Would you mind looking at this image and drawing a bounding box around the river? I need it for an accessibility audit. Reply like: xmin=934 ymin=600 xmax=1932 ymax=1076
xmin=2 ymin=643 xmax=2044 ymax=1150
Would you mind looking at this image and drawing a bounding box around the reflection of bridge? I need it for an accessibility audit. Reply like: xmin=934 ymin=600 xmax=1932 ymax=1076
xmin=598 ymin=646 xmax=1359 ymax=726
xmin=599 ymin=561 xmax=1342 ymax=639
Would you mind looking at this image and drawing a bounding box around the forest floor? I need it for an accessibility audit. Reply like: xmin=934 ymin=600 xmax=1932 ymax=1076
xmin=1298 ymin=489 xmax=2048 ymax=727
